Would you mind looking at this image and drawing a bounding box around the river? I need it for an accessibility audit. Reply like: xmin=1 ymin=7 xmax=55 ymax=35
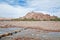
xmin=0 ymin=28 xmax=60 ymax=40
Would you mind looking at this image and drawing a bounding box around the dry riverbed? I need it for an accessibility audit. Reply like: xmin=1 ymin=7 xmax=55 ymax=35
xmin=0 ymin=21 xmax=60 ymax=32
xmin=0 ymin=21 xmax=60 ymax=40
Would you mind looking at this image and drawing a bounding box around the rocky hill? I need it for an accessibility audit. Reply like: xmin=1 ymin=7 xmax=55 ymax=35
xmin=21 ymin=11 xmax=57 ymax=21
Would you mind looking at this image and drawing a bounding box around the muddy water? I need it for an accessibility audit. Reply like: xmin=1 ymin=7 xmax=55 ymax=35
xmin=0 ymin=28 xmax=60 ymax=40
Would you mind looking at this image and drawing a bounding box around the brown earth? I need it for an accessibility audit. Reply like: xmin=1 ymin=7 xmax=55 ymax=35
xmin=0 ymin=21 xmax=60 ymax=32
xmin=13 ymin=37 xmax=41 ymax=40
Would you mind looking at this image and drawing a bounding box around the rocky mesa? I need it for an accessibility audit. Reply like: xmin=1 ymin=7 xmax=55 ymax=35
xmin=21 ymin=11 xmax=57 ymax=21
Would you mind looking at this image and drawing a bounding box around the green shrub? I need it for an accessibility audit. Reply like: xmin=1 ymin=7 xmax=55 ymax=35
xmin=11 ymin=18 xmax=41 ymax=21
xmin=50 ymin=18 xmax=60 ymax=21
xmin=11 ymin=17 xmax=60 ymax=21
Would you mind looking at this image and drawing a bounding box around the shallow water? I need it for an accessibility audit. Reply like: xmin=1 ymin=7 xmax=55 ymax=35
xmin=0 ymin=28 xmax=60 ymax=40
xmin=0 ymin=28 xmax=24 ymax=34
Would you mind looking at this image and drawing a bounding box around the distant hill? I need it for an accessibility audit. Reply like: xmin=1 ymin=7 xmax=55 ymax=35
xmin=19 ymin=11 xmax=59 ymax=21
xmin=0 ymin=17 xmax=11 ymax=21
xmin=6 ymin=11 xmax=60 ymax=21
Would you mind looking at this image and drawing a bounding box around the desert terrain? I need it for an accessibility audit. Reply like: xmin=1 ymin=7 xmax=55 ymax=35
xmin=0 ymin=12 xmax=60 ymax=40
xmin=0 ymin=21 xmax=60 ymax=32
xmin=0 ymin=21 xmax=60 ymax=40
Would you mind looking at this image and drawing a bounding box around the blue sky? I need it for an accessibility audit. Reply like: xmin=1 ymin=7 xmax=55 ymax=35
xmin=0 ymin=0 xmax=60 ymax=18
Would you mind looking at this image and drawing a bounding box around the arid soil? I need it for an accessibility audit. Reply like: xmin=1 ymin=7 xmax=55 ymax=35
xmin=0 ymin=21 xmax=60 ymax=32
xmin=13 ymin=37 xmax=40 ymax=40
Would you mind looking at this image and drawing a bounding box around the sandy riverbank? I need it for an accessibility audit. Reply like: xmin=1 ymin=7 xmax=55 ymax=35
xmin=0 ymin=21 xmax=60 ymax=32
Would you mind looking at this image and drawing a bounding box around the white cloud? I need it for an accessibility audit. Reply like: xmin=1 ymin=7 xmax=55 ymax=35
xmin=27 ymin=0 xmax=60 ymax=8
xmin=26 ymin=0 xmax=60 ymax=17
xmin=0 ymin=0 xmax=60 ymax=17
xmin=0 ymin=3 xmax=34 ymax=18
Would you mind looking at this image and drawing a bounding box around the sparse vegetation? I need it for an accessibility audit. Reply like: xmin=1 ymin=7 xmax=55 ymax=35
xmin=11 ymin=17 xmax=60 ymax=21
xmin=11 ymin=18 xmax=41 ymax=21
xmin=50 ymin=18 xmax=60 ymax=21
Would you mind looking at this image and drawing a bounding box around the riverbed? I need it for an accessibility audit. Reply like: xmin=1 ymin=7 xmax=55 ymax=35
xmin=0 ymin=28 xmax=60 ymax=40
xmin=0 ymin=21 xmax=60 ymax=32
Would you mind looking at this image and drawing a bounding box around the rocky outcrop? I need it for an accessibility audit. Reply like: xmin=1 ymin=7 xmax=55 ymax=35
xmin=22 ymin=11 xmax=57 ymax=21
